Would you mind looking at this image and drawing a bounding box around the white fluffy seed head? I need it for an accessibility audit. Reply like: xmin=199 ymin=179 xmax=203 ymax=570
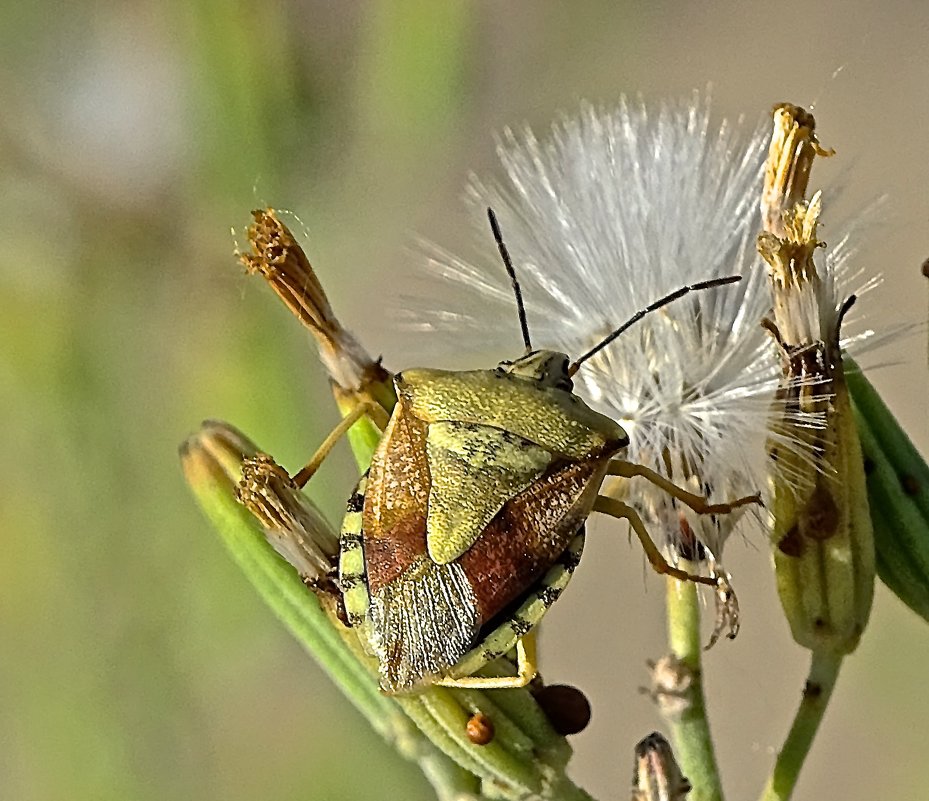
xmin=402 ymin=95 xmax=878 ymax=555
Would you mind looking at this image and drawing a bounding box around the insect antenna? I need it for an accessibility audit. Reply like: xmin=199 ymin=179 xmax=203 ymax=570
xmin=487 ymin=207 xmax=533 ymax=352
xmin=568 ymin=275 xmax=743 ymax=376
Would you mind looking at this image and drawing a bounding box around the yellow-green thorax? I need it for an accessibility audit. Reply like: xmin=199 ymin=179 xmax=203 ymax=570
xmin=397 ymin=349 xmax=628 ymax=461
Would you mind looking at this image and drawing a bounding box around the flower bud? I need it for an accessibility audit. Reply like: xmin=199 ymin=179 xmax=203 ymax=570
xmin=767 ymin=370 xmax=875 ymax=653
xmin=236 ymin=453 xmax=339 ymax=589
xmin=759 ymin=104 xmax=875 ymax=654
xmin=631 ymin=732 xmax=692 ymax=801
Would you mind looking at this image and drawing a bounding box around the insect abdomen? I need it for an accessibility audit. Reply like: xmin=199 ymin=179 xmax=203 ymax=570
xmin=339 ymin=473 xmax=370 ymax=629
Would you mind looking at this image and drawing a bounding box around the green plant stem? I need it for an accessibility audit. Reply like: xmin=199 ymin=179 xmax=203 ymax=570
xmin=665 ymin=572 xmax=725 ymax=801
xmin=184 ymin=421 xmax=594 ymax=801
xmin=418 ymin=754 xmax=481 ymax=801
xmin=758 ymin=650 xmax=843 ymax=801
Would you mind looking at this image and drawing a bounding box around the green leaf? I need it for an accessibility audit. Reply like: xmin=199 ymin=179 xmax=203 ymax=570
xmin=846 ymin=359 xmax=929 ymax=622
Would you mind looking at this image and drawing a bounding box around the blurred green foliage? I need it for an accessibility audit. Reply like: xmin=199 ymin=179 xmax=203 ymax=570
xmin=1 ymin=2 xmax=470 ymax=798
xmin=5 ymin=2 xmax=929 ymax=800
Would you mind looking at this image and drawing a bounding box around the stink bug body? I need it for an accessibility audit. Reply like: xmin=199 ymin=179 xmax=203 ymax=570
xmin=240 ymin=209 xmax=758 ymax=694
xmin=339 ymin=352 xmax=628 ymax=692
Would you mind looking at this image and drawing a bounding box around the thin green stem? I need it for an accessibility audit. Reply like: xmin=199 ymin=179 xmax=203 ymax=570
xmin=664 ymin=571 xmax=725 ymax=801
xmin=758 ymin=650 xmax=843 ymax=801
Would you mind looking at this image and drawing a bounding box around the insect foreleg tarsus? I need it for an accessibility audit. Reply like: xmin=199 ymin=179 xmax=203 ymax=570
xmin=606 ymin=460 xmax=762 ymax=515
xmin=292 ymin=400 xmax=388 ymax=488
xmin=592 ymin=495 xmax=721 ymax=588
xmin=434 ymin=631 xmax=538 ymax=689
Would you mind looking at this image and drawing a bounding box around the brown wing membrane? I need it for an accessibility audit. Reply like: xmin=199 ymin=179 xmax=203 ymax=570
xmin=368 ymin=554 xmax=481 ymax=692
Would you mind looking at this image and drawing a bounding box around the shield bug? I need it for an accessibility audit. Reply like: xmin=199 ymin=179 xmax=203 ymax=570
xmin=243 ymin=209 xmax=758 ymax=694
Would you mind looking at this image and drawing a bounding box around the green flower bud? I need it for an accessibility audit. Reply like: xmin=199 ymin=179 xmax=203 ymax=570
xmin=768 ymin=370 xmax=875 ymax=653
xmin=758 ymin=104 xmax=875 ymax=655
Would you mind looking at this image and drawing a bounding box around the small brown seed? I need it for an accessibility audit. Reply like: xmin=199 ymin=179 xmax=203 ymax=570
xmin=533 ymin=683 xmax=592 ymax=736
xmin=465 ymin=712 xmax=495 ymax=745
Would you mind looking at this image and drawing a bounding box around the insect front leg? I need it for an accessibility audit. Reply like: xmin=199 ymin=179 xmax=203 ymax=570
xmin=236 ymin=399 xmax=384 ymax=529
xmin=606 ymin=460 xmax=761 ymax=515
xmin=292 ymin=400 xmax=387 ymax=488
xmin=435 ymin=632 xmax=538 ymax=690
xmin=592 ymin=495 xmax=720 ymax=588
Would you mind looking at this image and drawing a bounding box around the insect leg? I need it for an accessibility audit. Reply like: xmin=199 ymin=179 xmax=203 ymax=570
xmin=606 ymin=460 xmax=761 ymax=514
xmin=434 ymin=633 xmax=538 ymax=689
xmin=593 ymin=495 xmax=720 ymax=588
xmin=292 ymin=401 xmax=386 ymax=488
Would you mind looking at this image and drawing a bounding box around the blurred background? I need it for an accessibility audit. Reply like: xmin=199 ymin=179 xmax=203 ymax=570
xmin=3 ymin=2 xmax=928 ymax=799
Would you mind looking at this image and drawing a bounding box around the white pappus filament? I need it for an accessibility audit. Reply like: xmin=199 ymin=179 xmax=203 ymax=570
xmin=404 ymin=94 xmax=877 ymax=556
